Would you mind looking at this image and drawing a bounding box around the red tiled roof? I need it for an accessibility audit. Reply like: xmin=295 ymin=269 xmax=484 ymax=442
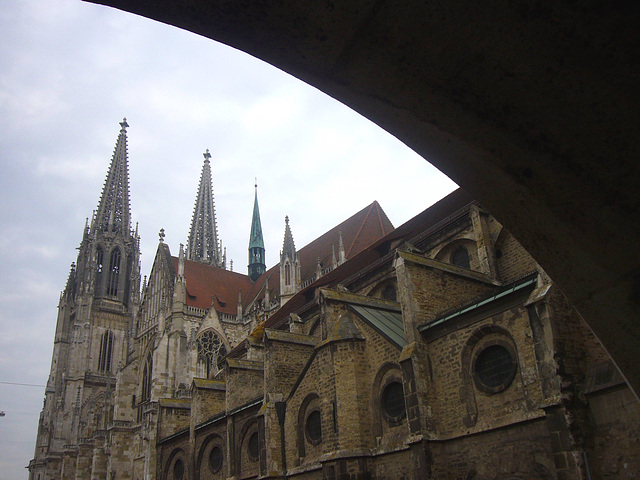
xmin=171 ymin=257 xmax=255 ymax=315
xmin=244 ymin=201 xmax=394 ymax=307
xmin=262 ymin=189 xmax=474 ymax=328
xmin=168 ymin=201 xmax=394 ymax=316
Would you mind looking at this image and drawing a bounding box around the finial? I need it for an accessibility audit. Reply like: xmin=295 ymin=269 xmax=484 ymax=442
xmin=255 ymin=177 xmax=258 ymax=189
xmin=119 ymin=117 xmax=129 ymax=131
xmin=159 ymin=228 xmax=165 ymax=243
xmin=203 ymin=149 xmax=211 ymax=161
xmin=285 ymin=215 xmax=289 ymax=225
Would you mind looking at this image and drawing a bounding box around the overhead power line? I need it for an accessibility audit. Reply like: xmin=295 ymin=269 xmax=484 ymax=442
xmin=0 ymin=381 xmax=46 ymax=388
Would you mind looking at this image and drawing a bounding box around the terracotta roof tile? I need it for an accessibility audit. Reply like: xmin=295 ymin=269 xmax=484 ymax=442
xmin=168 ymin=201 xmax=396 ymax=317
xmin=171 ymin=257 xmax=254 ymax=315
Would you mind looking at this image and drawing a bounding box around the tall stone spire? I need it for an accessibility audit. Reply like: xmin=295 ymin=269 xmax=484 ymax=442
xmin=187 ymin=149 xmax=225 ymax=268
xmin=248 ymin=181 xmax=266 ymax=282
xmin=92 ymin=118 xmax=131 ymax=236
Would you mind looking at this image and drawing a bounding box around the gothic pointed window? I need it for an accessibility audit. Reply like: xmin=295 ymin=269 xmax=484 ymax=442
xmin=95 ymin=247 xmax=104 ymax=296
xmin=196 ymin=330 xmax=227 ymax=379
xmin=107 ymin=248 xmax=121 ymax=297
xmin=285 ymin=263 xmax=291 ymax=286
xmin=142 ymin=352 xmax=153 ymax=402
xmin=98 ymin=330 xmax=114 ymax=373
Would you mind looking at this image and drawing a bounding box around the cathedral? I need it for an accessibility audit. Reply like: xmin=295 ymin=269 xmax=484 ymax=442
xmin=29 ymin=120 xmax=640 ymax=480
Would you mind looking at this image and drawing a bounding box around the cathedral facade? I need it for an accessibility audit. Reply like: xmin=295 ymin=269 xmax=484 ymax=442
xmin=30 ymin=121 xmax=639 ymax=480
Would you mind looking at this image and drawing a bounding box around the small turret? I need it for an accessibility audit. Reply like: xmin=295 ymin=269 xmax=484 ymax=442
xmin=280 ymin=215 xmax=301 ymax=306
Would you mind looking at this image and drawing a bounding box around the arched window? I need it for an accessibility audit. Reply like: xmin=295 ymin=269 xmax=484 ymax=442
xmin=196 ymin=330 xmax=227 ymax=379
xmin=107 ymin=248 xmax=121 ymax=297
xmin=248 ymin=431 xmax=260 ymax=461
xmin=297 ymin=393 xmax=321 ymax=458
xmin=284 ymin=263 xmax=291 ymax=286
xmin=95 ymin=247 xmax=104 ymax=296
xmin=209 ymin=445 xmax=223 ymax=473
xmin=381 ymin=381 xmax=406 ymax=422
xmin=452 ymin=246 xmax=471 ymax=269
xmin=142 ymin=352 xmax=153 ymax=401
xmin=98 ymin=330 xmax=114 ymax=373
xmin=305 ymin=410 xmax=322 ymax=445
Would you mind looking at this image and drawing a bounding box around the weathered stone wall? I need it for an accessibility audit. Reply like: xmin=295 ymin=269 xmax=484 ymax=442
xmin=429 ymin=419 xmax=555 ymax=479
xmin=225 ymin=359 xmax=264 ymax=411
xmin=425 ymin=304 xmax=546 ymax=438
xmin=264 ymin=330 xmax=315 ymax=396
xmin=158 ymin=403 xmax=191 ymax=440
xmin=495 ymin=230 xmax=538 ymax=283
xmin=191 ymin=381 xmax=226 ymax=426
xmin=395 ymin=253 xmax=494 ymax=343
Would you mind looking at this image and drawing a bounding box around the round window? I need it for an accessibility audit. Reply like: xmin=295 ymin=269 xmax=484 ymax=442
xmin=474 ymin=344 xmax=517 ymax=393
xmin=305 ymin=410 xmax=322 ymax=444
xmin=209 ymin=446 xmax=223 ymax=473
xmin=381 ymin=381 xmax=406 ymax=422
xmin=173 ymin=459 xmax=184 ymax=480
xmin=248 ymin=431 xmax=260 ymax=461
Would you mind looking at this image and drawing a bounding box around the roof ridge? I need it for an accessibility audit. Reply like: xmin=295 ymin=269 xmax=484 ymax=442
xmin=346 ymin=202 xmax=375 ymax=258
xmin=373 ymin=200 xmax=386 ymax=236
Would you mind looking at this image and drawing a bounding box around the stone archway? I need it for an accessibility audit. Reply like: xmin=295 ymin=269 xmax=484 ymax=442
xmin=86 ymin=0 xmax=640 ymax=395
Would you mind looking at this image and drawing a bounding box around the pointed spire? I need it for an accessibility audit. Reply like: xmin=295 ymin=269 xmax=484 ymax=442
xmin=92 ymin=118 xmax=131 ymax=236
xmin=281 ymin=215 xmax=296 ymax=261
xmin=248 ymin=181 xmax=266 ymax=281
xmin=187 ymin=149 xmax=224 ymax=268
xmin=338 ymin=231 xmax=346 ymax=265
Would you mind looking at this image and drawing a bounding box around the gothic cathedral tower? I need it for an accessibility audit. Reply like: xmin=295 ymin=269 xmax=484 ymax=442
xmin=29 ymin=119 xmax=141 ymax=480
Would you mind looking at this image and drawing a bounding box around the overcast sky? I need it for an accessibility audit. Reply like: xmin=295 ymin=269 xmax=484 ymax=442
xmin=0 ymin=1 xmax=456 ymax=478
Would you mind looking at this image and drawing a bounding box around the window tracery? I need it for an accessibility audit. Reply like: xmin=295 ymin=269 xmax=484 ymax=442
xmin=196 ymin=330 xmax=227 ymax=379
xmin=97 ymin=330 xmax=114 ymax=373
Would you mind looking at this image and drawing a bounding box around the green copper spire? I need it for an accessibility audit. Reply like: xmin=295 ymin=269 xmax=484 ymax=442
xmin=248 ymin=180 xmax=266 ymax=281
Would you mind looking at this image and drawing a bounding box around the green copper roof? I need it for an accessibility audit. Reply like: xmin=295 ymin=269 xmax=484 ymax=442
xmin=249 ymin=187 xmax=264 ymax=249
xmin=350 ymin=305 xmax=405 ymax=348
